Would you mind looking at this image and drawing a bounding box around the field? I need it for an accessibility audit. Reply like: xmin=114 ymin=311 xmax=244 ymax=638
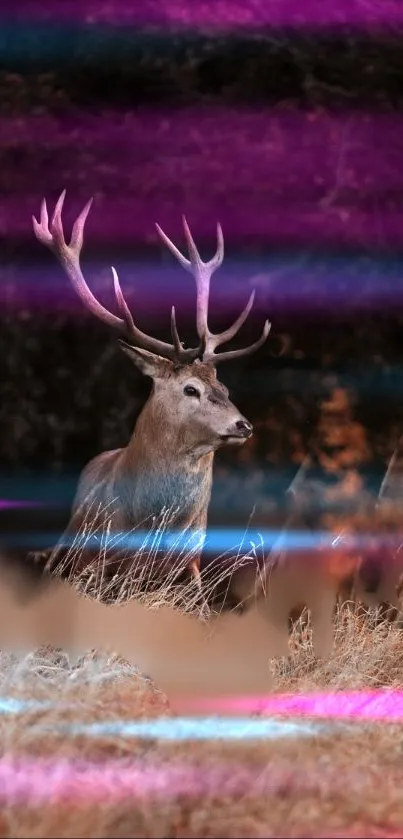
xmin=1 ymin=606 xmax=403 ymax=838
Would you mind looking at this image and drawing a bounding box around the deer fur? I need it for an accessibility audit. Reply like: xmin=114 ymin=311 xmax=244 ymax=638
xmin=31 ymin=192 xmax=270 ymax=598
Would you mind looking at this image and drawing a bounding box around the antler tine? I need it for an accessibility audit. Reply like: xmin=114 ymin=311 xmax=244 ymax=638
xmin=170 ymin=306 xmax=182 ymax=355
xmin=112 ymin=267 xmax=137 ymax=334
xmin=155 ymin=217 xmax=224 ymax=355
xmin=210 ymin=320 xmax=272 ymax=365
xmin=169 ymin=307 xmax=202 ymax=363
xmin=182 ymin=216 xmax=225 ymax=346
xmin=182 ymin=216 xmax=224 ymax=271
xmin=156 ymin=217 xmax=269 ymax=365
xmin=33 ymin=192 xmax=183 ymax=361
xmin=203 ymin=290 xmax=256 ymax=357
xmin=155 ymin=222 xmax=192 ymax=271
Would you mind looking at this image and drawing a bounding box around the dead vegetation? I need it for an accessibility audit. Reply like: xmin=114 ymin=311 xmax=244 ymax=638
xmin=0 ymin=604 xmax=403 ymax=837
xmin=34 ymin=500 xmax=260 ymax=617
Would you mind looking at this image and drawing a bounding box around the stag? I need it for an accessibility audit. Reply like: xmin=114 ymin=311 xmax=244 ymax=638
xmin=31 ymin=192 xmax=270 ymax=600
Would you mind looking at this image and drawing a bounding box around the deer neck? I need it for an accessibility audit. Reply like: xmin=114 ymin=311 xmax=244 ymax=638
xmin=119 ymin=400 xmax=214 ymax=526
xmin=132 ymin=399 xmax=215 ymax=467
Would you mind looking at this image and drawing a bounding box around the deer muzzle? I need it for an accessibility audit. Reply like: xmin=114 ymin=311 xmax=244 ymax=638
xmin=221 ymin=418 xmax=253 ymax=442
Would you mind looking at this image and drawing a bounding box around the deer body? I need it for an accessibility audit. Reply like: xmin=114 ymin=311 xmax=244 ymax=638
xmin=72 ymin=429 xmax=213 ymax=533
xmin=59 ymin=377 xmax=217 ymax=581
xmin=52 ymin=444 xmax=213 ymax=587
xmin=33 ymin=193 xmax=269 ymax=596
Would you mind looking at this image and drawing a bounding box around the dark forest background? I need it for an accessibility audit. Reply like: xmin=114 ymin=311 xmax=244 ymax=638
xmin=1 ymin=8 xmax=403 ymax=550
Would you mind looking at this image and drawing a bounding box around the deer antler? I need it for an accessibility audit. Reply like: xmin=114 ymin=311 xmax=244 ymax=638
xmin=33 ymin=193 xmax=269 ymax=367
xmin=155 ymin=216 xmax=271 ymax=365
xmin=32 ymin=192 xmax=200 ymax=363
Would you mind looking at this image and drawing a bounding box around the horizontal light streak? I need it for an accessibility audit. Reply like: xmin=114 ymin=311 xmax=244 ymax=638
xmin=2 ymin=1 xmax=403 ymax=29
xmin=178 ymin=690 xmax=403 ymax=721
xmin=1 ymin=527 xmax=402 ymax=553
xmin=2 ymin=109 xmax=403 ymax=255
xmin=3 ymin=255 xmax=403 ymax=316
xmin=3 ymin=690 xmax=403 ymax=726
xmin=38 ymin=716 xmax=322 ymax=742
xmin=0 ymin=500 xmax=43 ymax=510
xmin=0 ymin=752 xmax=333 ymax=804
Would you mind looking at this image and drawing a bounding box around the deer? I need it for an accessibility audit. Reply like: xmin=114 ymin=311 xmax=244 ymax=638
xmin=30 ymin=191 xmax=270 ymax=605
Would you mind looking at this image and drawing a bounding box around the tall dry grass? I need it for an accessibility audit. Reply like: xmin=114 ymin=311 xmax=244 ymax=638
xmin=40 ymin=500 xmax=261 ymax=616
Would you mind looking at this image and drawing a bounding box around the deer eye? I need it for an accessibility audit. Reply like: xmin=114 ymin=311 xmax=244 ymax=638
xmin=183 ymin=385 xmax=200 ymax=398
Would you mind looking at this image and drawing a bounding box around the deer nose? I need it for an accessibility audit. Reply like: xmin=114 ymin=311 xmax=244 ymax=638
xmin=235 ymin=419 xmax=253 ymax=437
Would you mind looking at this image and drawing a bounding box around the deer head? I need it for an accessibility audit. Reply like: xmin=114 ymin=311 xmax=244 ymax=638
xmin=32 ymin=192 xmax=270 ymax=454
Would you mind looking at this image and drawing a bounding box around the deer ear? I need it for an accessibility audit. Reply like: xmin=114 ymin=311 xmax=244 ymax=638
xmin=118 ymin=341 xmax=171 ymax=379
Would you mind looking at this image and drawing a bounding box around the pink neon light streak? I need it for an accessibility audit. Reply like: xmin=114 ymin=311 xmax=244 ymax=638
xmin=1 ymin=752 xmax=401 ymax=807
xmin=0 ymin=756 xmax=308 ymax=803
xmin=175 ymin=690 xmax=403 ymax=721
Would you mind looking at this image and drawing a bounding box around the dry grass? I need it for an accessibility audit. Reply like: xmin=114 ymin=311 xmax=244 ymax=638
xmin=1 ymin=606 xmax=403 ymax=837
xmin=5 ymin=509 xmax=403 ymax=836
xmin=44 ymin=501 xmax=257 ymax=616
xmin=275 ymin=602 xmax=403 ymax=692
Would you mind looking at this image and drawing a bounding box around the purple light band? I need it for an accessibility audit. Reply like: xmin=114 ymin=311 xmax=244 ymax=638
xmin=2 ymin=108 xmax=403 ymax=252
xmin=3 ymin=257 xmax=403 ymax=317
xmin=0 ymin=500 xmax=43 ymax=509
xmin=3 ymin=0 xmax=403 ymax=30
